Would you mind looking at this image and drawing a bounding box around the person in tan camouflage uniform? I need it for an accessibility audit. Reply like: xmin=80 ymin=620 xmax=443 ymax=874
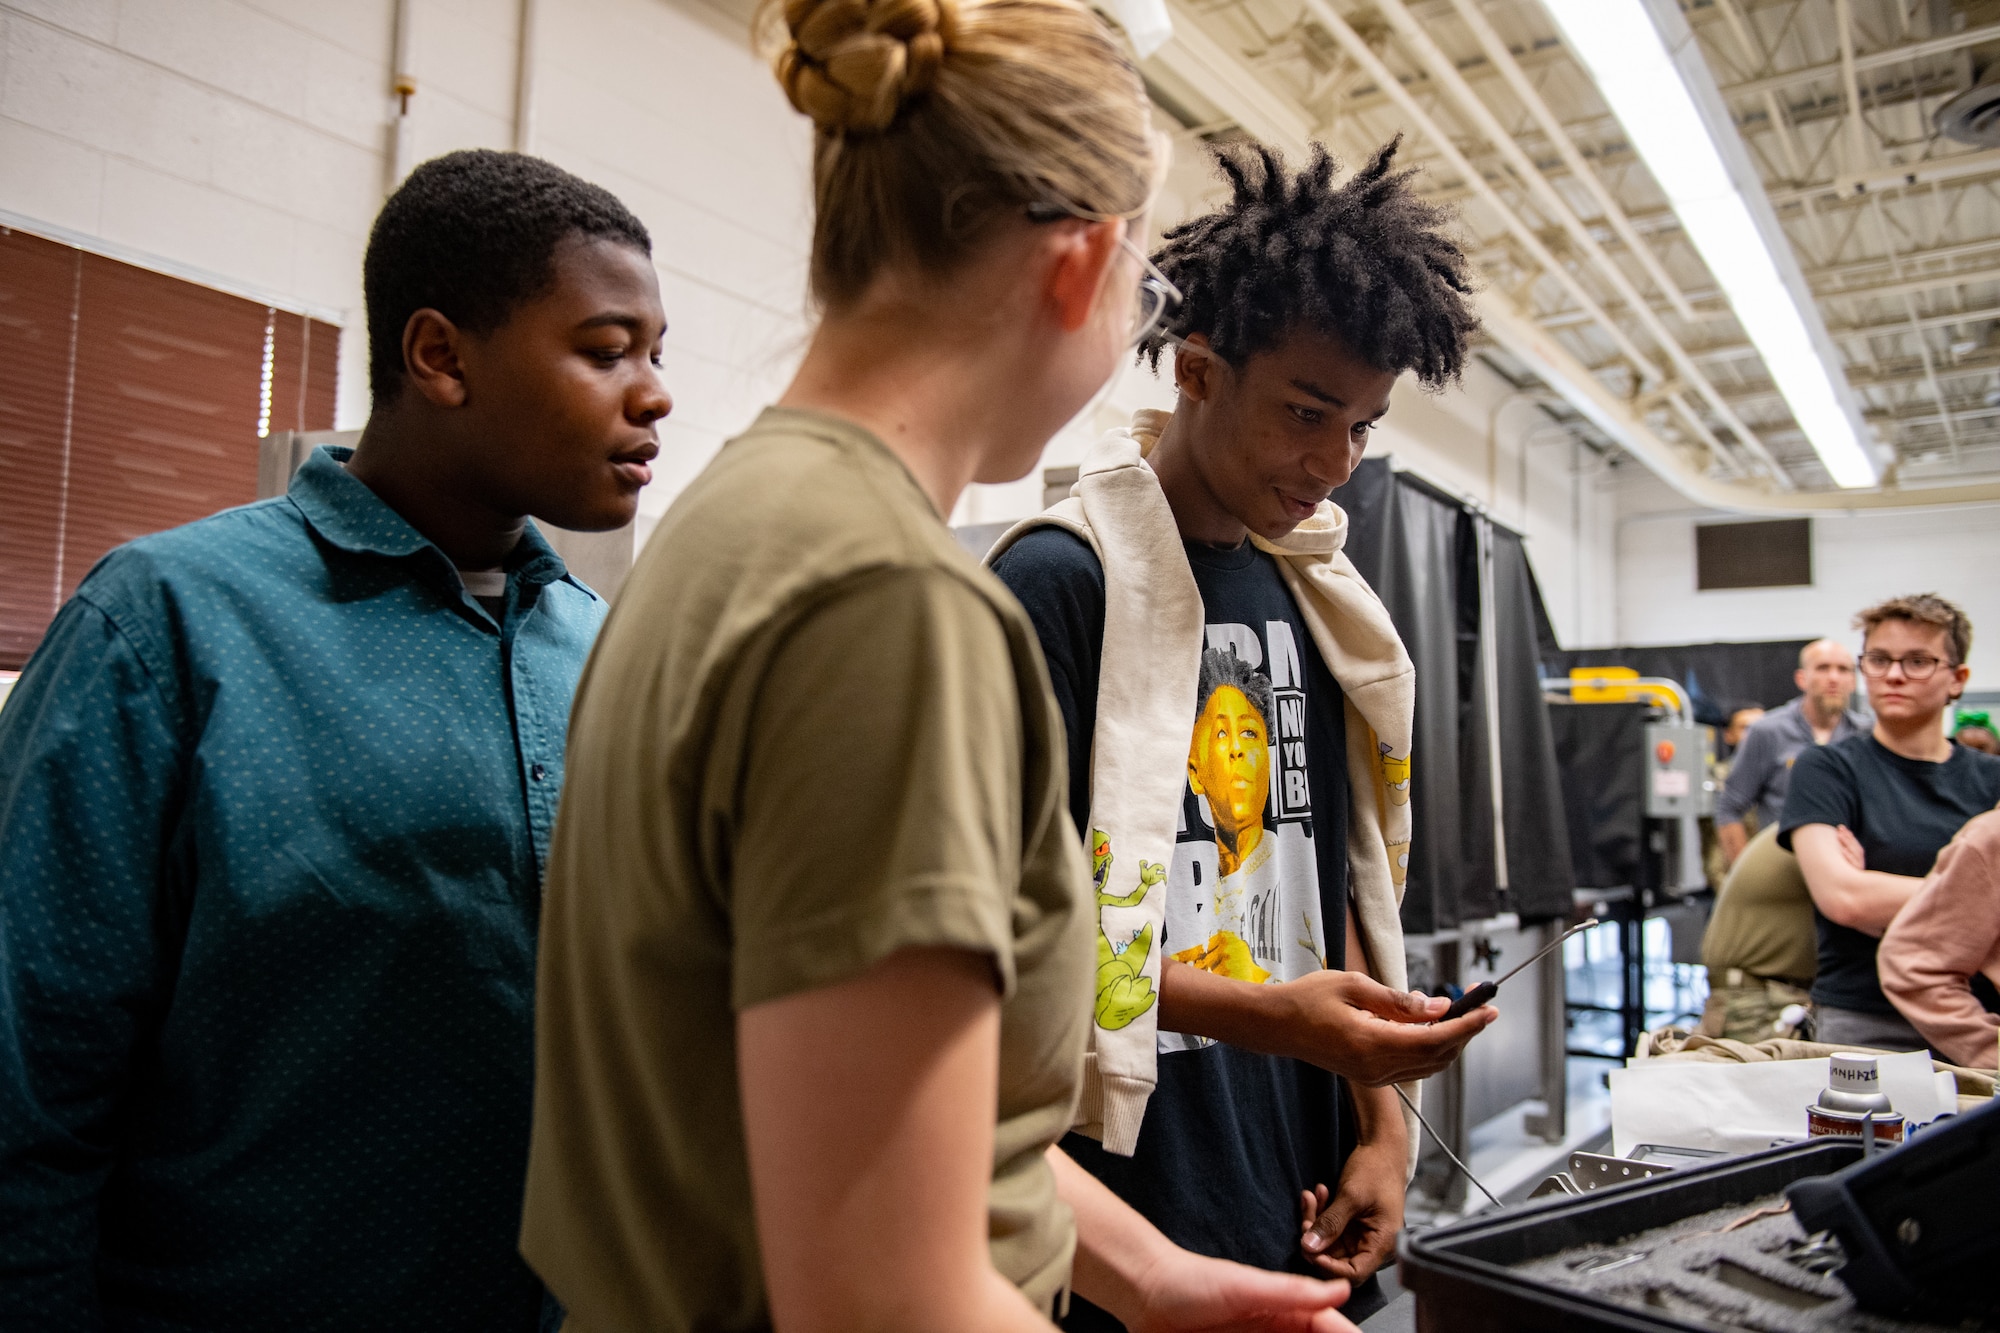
xmin=1700 ymin=825 xmax=1815 ymax=1041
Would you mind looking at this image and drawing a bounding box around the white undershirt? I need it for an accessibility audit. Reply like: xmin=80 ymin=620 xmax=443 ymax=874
xmin=458 ymin=570 xmax=507 ymax=598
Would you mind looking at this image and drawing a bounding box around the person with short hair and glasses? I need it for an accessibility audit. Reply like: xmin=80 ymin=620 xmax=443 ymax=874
xmin=1780 ymin=594 xmax=2000 ymax=1051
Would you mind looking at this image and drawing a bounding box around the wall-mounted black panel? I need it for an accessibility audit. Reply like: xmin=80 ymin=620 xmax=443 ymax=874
xmin=1696 ymin=517 xmax=1811 ymax=590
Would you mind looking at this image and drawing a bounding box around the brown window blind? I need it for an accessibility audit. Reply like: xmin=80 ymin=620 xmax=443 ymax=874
xmin=0 ymin=230 xmax=77 ymax=668
xmin=267 ymin=306 xmax=341 ymax=440
xmin=0 ymin=226 xmax=339 ymax=669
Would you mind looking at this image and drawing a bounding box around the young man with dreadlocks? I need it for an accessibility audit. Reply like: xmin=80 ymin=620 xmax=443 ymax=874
xmin=990 ymin=138 xmax=1492 ymax=1322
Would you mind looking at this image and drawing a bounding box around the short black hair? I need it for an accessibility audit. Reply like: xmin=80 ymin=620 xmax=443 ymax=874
xmin=1196 ymin=646 xmax=1272 ymax=727
xmin=1142 ymin=137 xmax=1478 ymax=388
xmin=364 ymin=150 xmax=652 ymax=407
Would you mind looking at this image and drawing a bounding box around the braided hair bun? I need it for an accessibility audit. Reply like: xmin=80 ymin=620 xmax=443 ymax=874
xmin=775 ymin=0 xmax=957 ymax=135
xmin=757 ymin=0 xmax=1154 ymax=310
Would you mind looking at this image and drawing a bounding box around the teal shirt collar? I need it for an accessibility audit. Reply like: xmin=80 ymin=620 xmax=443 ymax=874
xmin=289 ymin=445 xmax=577 ymax=591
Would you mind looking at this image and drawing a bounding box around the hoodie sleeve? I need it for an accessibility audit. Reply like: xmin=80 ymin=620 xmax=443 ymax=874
xmin=1879 ymin=815 xmax=2000 ymax=1069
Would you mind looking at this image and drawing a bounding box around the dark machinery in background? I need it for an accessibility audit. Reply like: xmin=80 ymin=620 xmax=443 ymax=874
xmin=1546 ymin=676 xmax=1713 ymax=1059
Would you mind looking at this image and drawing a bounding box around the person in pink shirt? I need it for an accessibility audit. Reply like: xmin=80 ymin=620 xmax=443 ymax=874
xmin=1879 ymin=807 xmax=2000 ymax=1069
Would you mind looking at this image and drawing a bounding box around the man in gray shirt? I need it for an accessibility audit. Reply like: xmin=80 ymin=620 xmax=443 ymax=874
xmin=1717 ymin=638 xmax=1867 ymax=866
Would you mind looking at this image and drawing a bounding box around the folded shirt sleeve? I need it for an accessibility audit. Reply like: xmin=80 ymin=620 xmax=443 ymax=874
xmin=1879 ymin=823 xmax=2000 ymax=1069
xmin=0 ymin=594 xmax=187 ymax=1324
xmin=727 ymin=566 xmax=1026 ymax=1013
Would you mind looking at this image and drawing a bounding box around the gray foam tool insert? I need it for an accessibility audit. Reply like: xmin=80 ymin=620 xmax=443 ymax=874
xmin=1513 ymin=1195 xmax=1980 ymax=1332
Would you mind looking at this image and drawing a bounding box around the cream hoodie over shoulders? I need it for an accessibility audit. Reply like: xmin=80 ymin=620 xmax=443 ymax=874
xmin=988 ymin=409 xmax=1421 ymax=1164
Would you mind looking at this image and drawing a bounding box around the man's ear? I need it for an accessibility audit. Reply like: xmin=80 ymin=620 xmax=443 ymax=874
xmin=401 ymin=308 xmax=470 ymax=408
xmin=1173 ymin=334 xmax=1219 ymax=403
xmin=1045 ymin=218 xmax=1124 ymax=334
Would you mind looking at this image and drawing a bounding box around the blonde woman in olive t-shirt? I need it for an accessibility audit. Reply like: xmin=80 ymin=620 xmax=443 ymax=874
xmin=520 ymin=2 xmax=1359 ymax=1331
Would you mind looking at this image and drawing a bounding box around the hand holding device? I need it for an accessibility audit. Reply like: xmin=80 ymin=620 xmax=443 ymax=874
xmin=1270 ymin=970 xmax=1495 ymax=1085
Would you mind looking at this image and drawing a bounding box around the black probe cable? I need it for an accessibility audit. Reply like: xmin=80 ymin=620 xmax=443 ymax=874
xmin=1394 ymin=1084 xmax=1502 ymax=1209
xmin=1398 ymin=919 xmax=1603 ymax=1211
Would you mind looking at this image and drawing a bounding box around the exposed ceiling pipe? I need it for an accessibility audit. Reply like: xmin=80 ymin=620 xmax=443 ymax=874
xmin=1694 ymin=303 xmax=2000 ymax=360
xmin=1836 ymin=0 xmax=1871 ymax=183
xmin=1149 ymin=2 xmax=2000 ymax=515
xmin=1721 ymin=19 xmax=2000 ymax=101
xmin=1481 ymin=293 xmax=2000 ymax=513
xmin=388 ymin=0 xmax=419 ymax=191
xmin=1280 ymin=1 xmax=1671 ymax=389
xmin=514 ymin=0 xmax=540 ymax=154
xmin=1369 ymin=0 xmax=1792 ymax=486
xmin=1445 ymin=0 xmax=1693 ymax=322
xmin=1325 ymin=20 xmax=2000 ymax=133
xmin=1149 ymin=8 xmax=1315 ymax=148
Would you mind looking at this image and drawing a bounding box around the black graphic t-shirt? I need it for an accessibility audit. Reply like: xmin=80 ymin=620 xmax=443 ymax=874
xmin=1779 ymin=733 xmax=2000 ymax=1014
xmin=992 ymin=527 xmax=1351 ymax=1305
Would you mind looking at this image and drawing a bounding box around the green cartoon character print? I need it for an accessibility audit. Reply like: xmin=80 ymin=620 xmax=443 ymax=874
xmin=1091 ymin=828 xmax=1163 ymax=1030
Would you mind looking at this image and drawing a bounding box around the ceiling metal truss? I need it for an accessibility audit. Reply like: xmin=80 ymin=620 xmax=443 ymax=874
xmin=1140 ymin=0 xmax=2000 ymax=501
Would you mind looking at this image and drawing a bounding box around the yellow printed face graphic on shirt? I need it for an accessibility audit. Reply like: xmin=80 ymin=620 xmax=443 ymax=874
xmin=1187 ymin=684 xmax=1271 ymax=877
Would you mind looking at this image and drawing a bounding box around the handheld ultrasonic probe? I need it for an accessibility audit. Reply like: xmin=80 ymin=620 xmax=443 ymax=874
xmin=1435 ymin=917 xmax=1600 ymax=1023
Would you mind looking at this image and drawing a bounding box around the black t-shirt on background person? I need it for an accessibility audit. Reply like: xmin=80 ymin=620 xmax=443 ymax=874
xmin=991 ymin=527 xmax=1355 ymax=1323
xmin=1778 ymin=734 xmax=2000 ymax=1015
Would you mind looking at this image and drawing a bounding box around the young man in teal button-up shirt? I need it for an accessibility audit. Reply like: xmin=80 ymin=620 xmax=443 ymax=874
xmin=0 ymin=150 xmax=672 ymax=1331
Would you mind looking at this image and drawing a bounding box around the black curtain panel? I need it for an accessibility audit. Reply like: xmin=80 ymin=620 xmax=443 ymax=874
xmin=1450 ymin=522 xmax=1574 ymax=924
xmin=1385 ymin=478 xmax=1471 ymax=935
xmin=1335 ymin=461 xmax=1579 ymax=929
xmin=1337 ymin=462 xmax=1465 ymax=934
xmin=1543 ymin=640 xmax=1814 ymax=721
xmin=1491 ymin=531 xmax=1577 ymax=920
xmin=1454 ymin=517 xmax=1499 ymax=924
xmin=1546 ymin=700 xmax=1647 ymax=890
xmin=1334 ymin=456 xmax=1396 ymax=576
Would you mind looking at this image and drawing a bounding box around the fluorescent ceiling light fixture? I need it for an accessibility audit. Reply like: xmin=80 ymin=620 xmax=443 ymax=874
xmin=1111 ymin=0 xmax=1173 ymax=58
xmin=1542 ymin=0 xmax=1880 ymax=488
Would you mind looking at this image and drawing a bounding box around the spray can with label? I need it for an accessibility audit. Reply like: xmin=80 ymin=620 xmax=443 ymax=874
xmin=1805 ymin=1052 xmax=1906 ymax=1146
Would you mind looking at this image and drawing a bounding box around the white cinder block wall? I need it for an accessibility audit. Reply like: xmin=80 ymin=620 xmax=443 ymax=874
xmin=0 ymin=0 xmax=1613 ymax=644
xmin=2 ymin=0 xmax=399 ymax=425
xmin=0 ymin=0 xmax=816 ymax=549
xmin=1614 ymin=472 xmax=2000 ymax=690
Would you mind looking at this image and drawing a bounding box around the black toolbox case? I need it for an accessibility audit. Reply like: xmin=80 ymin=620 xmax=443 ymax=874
xmin=1395 ymin=1139 xmax=1871 ymax=1332
xmin=1787 ymin=1094 xmax=2000 ymax=1318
